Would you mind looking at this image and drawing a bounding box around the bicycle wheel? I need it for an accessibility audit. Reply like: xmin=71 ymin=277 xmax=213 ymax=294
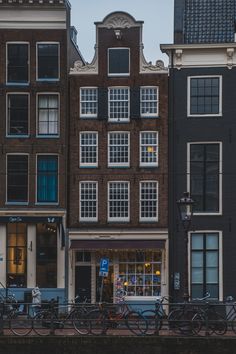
xmin=168 ymin=308 xmax=195 ymax=336
xmin=87 ymin=309 xmax=107 ymax=335
xmin=10 ymin=312 xmax=32 ymax=336
xmin=33 ymin=310 xmax=55 ymax=336
xmin=125 ymin=311 xmax=148 ymax=336
xmin=71 ymin=309 xmax=90 ymax=335
xmin=141 ymin=310 xmax=162 ymax=335
xmin=231 ymin=315 xmax=236 ymax=334
xmin=191 ymin=312 xmax=204 ymax=336
xmin=208 ymin=311 xmax=227 ymax=335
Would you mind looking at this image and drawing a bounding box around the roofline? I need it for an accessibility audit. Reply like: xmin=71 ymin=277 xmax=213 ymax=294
xmin=161 ymin=42 xmax=236 ymax=53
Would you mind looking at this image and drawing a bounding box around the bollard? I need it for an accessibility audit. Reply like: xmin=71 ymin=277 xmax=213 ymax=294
xmin=50 ymin=299 xmax=55 ymax=335
xmin=0 ymin=302 xmax=4 ymax=335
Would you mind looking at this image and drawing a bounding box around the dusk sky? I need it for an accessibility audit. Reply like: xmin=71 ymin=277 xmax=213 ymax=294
xmin=69 ymin=0 xmax=174 ymax=64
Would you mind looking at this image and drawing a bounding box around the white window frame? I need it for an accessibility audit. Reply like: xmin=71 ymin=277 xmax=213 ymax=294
xmin=35 ymin=153 xmax=59 ymax=205
xmin=108 ymin=131 xmax=130 ymax=167
xmin=187 ymin=141 xmax=222 ymax=215
xmin=140 ymin=86 xmax=159 ymax=117
xmin=139 ymin=131 xmax=159 ymax=167
xmin=6 ymin=42 xmax=30 ymax=85
xmin=36 ymin=92 xmax=60 ymax=137
xmin=79 ymin=132 xmax=98 ymax=167
xmin=108 ymin=47 xmax=130 ymax=77
xmin=108 ymin=87 xmax=130 ymax=122
xmin=36 ymin=42 xmax=60 ymax=81
xmin=139 ymin=181 xmax=158 ymax=222
xmin=80 ymin=87 xmax=98 ymax=118
xmin=108 ymin=181 xmax=130 ymax=222
xmin=188 ymin=230 xmax=223 ymax=301
xmin=6 ymin=92 xmax=30 ymax=138
xmin=6 ymin=153 xmax=29 ymax=205
xmin=187 ymin=75 xmax=222 ymax=117
xmin=79 ymin=181 xmax=98 ymax=222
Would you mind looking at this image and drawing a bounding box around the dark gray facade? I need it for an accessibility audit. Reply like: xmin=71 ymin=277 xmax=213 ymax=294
xmin=162 ymin=0 xmax=236 ymax=301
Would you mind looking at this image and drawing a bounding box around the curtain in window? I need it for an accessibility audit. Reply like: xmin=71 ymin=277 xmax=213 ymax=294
xmin=38 ymin=95 xmax=58 ymax=135
xmin=37 ymin=156 xmax=58 ymax=203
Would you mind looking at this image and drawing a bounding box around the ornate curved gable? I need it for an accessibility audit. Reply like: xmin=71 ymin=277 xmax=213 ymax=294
xmin=96 ymin=11 xmax=143 ymax=29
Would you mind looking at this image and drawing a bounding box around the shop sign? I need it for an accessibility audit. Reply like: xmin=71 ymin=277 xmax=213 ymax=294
xmin=99 ymin=258 xmax=109 ymax=277
xmin=174 ymin=272 xmax=180 ymax=290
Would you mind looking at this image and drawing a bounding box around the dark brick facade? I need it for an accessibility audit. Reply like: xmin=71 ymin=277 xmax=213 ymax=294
xmin=68 ymin=13 xmax=168 ymax=230
xmin=0 ymin=29 xmax=68 ymax=209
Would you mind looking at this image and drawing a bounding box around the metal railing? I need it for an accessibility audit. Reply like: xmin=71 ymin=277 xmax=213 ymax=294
xmin=0 ymin=298 xmax=236 ymax=336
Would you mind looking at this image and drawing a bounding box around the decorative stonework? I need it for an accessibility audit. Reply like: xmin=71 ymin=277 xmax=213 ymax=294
xmin=226 ymin=48 xmax=234 ymax=69
xmin=140 ymin=46 xmax=167 ymax=74
xmin=97 ymin=12 xmax=140 ymax=29
xmin=70 ymin=49 xmax=98 ymax=75
xmin=175 ymin=49 xmax=183 ymax=70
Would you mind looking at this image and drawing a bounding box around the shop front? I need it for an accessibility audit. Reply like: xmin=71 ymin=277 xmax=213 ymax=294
xmin=0 ymin=214 xmax=66 ymax=303
xmin=68 ymin=230 xmax=169 ymax=304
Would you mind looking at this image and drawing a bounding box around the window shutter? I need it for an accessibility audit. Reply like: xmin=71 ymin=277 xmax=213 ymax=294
xmin=98 ymin=88 xmax=108 ymax=120
xmin=130 ymin=87 xmax=140 ymax=119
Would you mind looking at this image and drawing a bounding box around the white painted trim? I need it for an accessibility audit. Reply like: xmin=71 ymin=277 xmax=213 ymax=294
xmin=107 ymin=181 xmax=130 ymax=222
xmin=36 ymin=42 xmax=60 ymax=81
xmin=79 ymin=87 xmax=98 ymax=118
xmin=107 ymin=47 xmax=130 ymax=77
xmin=187 ymin=76 xmax=222 ymax=117
xmin=79 ymin=181 xmax=98 ymax=222
xmin=69 ymin=228 xmax=168 ymax=240
xmin=6 ymin=92 xmax=30 ymax=138
xmin=187 ymin=142 xmax=222 ymax=215
xmin=108 ymin=86 xmax=130 ymax=122
xmin=36 ymin=92 xmax=60 ymax=138
xmin=79 ymin=131 xmax=98 ymax=168
xmin=6 ymin=42 xmax=29 ymax=85
xmin=139 ymin=131 xmax=159 ymax=167
xmin=140 ymin=86 xmax=159 ymax=117
xmin=188 ymin=230 xmax=223 ymax=301
xmin=139 ymin=180 xmax=159 ymax=222
xmin=108 ymin=131 xmax=130 ymax=168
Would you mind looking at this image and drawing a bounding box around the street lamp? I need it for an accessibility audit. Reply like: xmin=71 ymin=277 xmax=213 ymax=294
xmin=177 ymin=192 xmax=194 ymax=302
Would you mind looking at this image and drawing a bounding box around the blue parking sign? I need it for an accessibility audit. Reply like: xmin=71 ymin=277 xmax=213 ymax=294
xmin=99 ymin=258 xmax=109 ymax=277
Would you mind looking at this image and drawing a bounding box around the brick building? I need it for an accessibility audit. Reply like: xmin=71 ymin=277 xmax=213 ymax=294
xmin=0 ymin=0 xmax=81 ymax=302
xmin=68 ymin=12 xmax=168 ymax=303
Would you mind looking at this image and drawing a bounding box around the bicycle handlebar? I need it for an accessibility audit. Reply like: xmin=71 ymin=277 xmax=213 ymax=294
xmin=194 ymin=292 xmax=211 ymax=301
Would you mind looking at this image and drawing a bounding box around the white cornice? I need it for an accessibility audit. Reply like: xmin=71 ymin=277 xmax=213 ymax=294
xmin=69 ymin=228 xmax=168 ymax=240
xmin=161 ymin=44 xmax=236 ymax=69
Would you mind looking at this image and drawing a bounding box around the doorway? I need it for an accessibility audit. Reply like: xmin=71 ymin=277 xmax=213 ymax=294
xmin=75 ymin=266 xmax=91 ymax=302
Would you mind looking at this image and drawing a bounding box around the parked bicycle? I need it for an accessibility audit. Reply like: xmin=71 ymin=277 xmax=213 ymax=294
xmin=191 ymin=293 xmax=227 ymax=336
xmin=33 ymin=297 xmax=92 ymax=336
xmin=87 ymin=295 xmax=148 ymax=336
xmin=225 ymin=296 xmax=236 ymax=333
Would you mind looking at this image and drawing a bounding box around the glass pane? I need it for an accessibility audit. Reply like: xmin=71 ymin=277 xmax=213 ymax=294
xmin=206 ymin=268 xmax=218 ymax=283
xmin=192 ymin=252 xmax=203 ymax=267
xmin=191 ymin=284 xmax=203 ymax=299
xmin=192 ymin=268 xmax=203 ymax=283
xmin=191 ymin=234 xmax=203 ymax=249
xmin=206 ymin=234 xmax=219 ymax=249
xmin=206 ymin=252 xmax=218 ymax=267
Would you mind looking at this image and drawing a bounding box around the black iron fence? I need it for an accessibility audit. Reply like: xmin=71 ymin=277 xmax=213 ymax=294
xmin=1 ymin=298 xmax=236 ymax=336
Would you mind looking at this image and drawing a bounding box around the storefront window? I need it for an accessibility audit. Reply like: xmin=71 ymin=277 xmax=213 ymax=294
xmin=118 ymin=250 xmax=162 ymax=296
xmin=36 ymin=223 xmax=57 ymax=288
xmin=7 ymin=223 xmax=27 ymax=288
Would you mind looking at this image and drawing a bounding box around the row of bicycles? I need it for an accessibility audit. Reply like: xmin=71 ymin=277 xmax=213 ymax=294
xmin=1 ymin=292 xmax=236 ymax=336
